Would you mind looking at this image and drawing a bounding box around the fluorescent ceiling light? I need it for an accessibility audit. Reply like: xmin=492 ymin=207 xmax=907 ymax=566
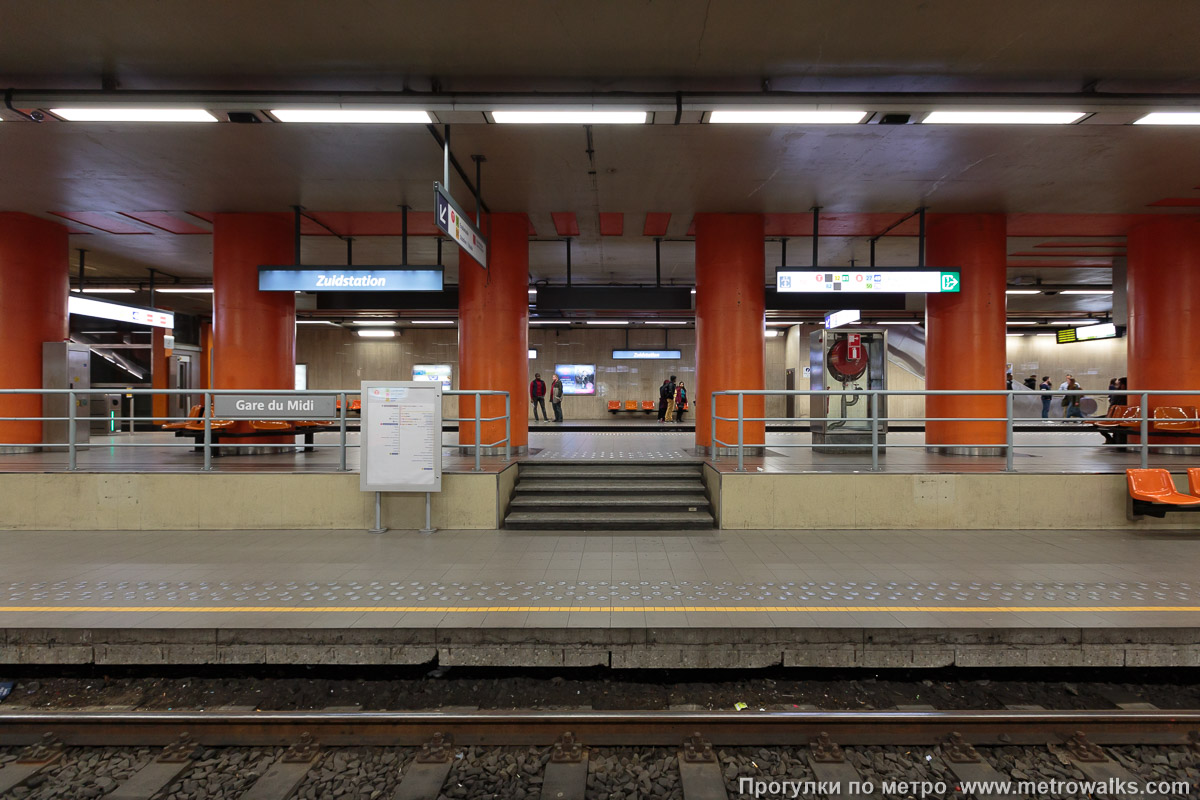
xmin=1051 ymin=319 xmax=1099 ymax=325
xmin=51 ymin=108 xmax=217 ymax=122
xmin=767 ymin=321 xmax=801 ymax=326
xmin=1005 ymin=290 xmax=1042 ymax=295
xmin=1134 ymin=112 xmax=1200 ymax=125
xmin=1006 ymin=333 xmax=1028 ymax=337
xmin=351 ymin=319 xmax=397 ymax=326
xmin=79 ymin=288 xmax=135 ymax=294
xmin=296 ymin=320 xmax=336 ymax=325
xmin=657 ymin=321 xmax=690 ymax=325
xmin=1058 ymin=289 xmax=1113 ymax=295
xmin=528 ymin=289 xmax=538 ymax=295
xmin=356 ymin=329 xmax=396 ymax=338
xmin=156 ymin=287 xmax=213 ymax=293
xmin=491 ymin=110 xmax=647 ymax=124
xmin=586 ymin=320 xmax=628 ymax=325
xmin=1035 ymin=333 xmax=1057 ymax=337
xmin=764 ymin=329 xmax=780 ymax=337
xmin=271 ymin=109 xmax=431 ymax=123
xmin=877 ymin=321 xmax=922 ymax=325
xmin=709 ymin=109 xmax=868 ymax=124
xmin=923 ymin=110 xmax=1085 ymax=125
xmin=529 ymin=320 xmax=571 ymax=325
xmin=410 ymin=320 xmax=455 ymax=324
xmin=1006 ymin=321 xmax=1038 ymax=326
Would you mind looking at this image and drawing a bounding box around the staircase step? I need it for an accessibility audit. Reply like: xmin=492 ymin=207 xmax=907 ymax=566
xmin=503 ymin=510 xmax=715 ymax=530
xmin=515 ymin=479 xmax=705 ymax=493
xmin=518 ymin=465 xmax=701 ymax=479
xmin=509 ymin=494 xmax=710 ymax=509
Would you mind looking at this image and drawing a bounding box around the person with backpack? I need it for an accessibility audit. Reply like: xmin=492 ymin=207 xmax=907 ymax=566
xmin=657 ymin=378 xmax=672 ymax=423
xmin=549 ymin=374 xmax=564 ymax=422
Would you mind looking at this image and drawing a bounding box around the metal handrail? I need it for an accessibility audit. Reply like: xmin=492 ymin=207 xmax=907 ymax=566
xmin=709 ymin=388 xmax=1195 ymax=472
xmin=0 ymin=387 xmax=511 ymax=473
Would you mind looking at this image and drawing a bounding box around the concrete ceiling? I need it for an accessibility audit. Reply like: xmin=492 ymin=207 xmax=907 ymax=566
xmin=4 ymin=0 xmax=1199 ymax=320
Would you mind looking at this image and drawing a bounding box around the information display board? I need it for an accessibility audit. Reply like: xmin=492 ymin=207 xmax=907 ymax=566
xmin=776 ymin=269 xmax=960 ymax=294
xmin=68 ymin=294 xmax=174 ymax=328
xmin=1057 ymin=322 xmax=1119 ymax=344
xmin=612 ymin=350 xmax=682 ymax=360
xmin=413 ymin=364 xmax=452 ymax=390
xmin=555 ymin=364 xmax=596 ymax=395
xmin=360 ymin=381 xmax=442 ymax=493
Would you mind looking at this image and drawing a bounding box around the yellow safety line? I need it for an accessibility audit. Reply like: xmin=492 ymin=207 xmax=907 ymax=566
xmin=0 ymin=605 xmax=1199 ymax=614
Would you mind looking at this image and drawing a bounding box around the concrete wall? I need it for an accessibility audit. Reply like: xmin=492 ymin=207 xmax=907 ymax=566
xmin=716 ymin=472 xmax=1197 ymax=530
xmin=0 ymin=468 xmax=515 ymax=531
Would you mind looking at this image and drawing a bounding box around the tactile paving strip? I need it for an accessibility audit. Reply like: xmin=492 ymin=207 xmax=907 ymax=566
xmin=4 ymin=579 xmax=1198 ymax=607
xmin=529 ymin=431 xmax=694 ymax=460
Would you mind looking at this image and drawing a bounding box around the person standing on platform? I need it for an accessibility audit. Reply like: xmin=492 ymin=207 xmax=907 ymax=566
xmin=549 ymin=374 xmax=564 ymax=422
xmin=530 ymin=373 xmax=548 ymax=421
xmin=1039 ymin=376 xmax=1053 ymax=419
xmin=674 ymin=381 xmax=688 ymax=424
xmin=657 ymin=378 xmax=672 ymax=423
xmin=1064 ymin=379 xmax=1085 ymax=420
xmin=1024 ymin=374 xmax=1037 ymax=390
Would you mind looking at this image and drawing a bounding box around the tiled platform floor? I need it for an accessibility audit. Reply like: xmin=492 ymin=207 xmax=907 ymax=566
xmin=3 ymin=528 xmax=1200 ymax=668
xmin=0 ymin=427 xmax=1193 ymax=474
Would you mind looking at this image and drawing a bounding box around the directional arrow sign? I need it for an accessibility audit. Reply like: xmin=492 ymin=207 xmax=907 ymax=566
xmin=940 ymin=272 xmax=960 ymax=291
xmin=435 ymin=183 xmax=488 ymax=268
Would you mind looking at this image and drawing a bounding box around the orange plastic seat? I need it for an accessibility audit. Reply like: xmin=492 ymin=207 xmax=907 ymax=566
xmin=1187 ymin=469 xmax=1200 ymax=498
xmin=162 ymin=404 xmax=203 ymax=430
xmin=249 ymin=420 xmax=295 ymax=432
xmin=1151 ymin=406 xmax=1200 ymax=432
xmin=293 ymin=420 xmax=331 ymax=428
xmin=184 ymin=418 xmax=236 ymax=431
xmin=642 ymin=400 xmax=655 ymax=411
xmin=624 ymin=400 xmax=637 ymax=410
xmin=1113 ymin=406 xmax=1145 ymax=428
xmin=607 ymin=401 xmax=620 ymax=411
xmin=350 ymin=399 xmax=362 ymax=412
xmin=1127 ymin=469 xmax=1200 ymax=505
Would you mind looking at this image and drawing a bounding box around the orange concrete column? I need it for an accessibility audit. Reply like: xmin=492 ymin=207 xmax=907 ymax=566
xmin=0 ymin=213 xmax=69 ymax=445
xmin=212 ymin=213 xmax=295 ymax=390
xmin=458 ymin=214 xmax=529 ymax=451
xmin=694 ymin=213 xmax=765 ymax=450
xmin=924 ymin=214 xmax=1007 ymax=448
xmin=1127 ymin=216 xmax=1200 ymax=436
xmin=199 ymin=322 xmax=213 ymax=389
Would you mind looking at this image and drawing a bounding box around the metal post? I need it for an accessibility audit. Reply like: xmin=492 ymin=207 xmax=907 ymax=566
xmin=420 ymin=491 xmax=436 ymax=534
xmin=655 ymin=238 xmax=662 ymax=287
xmin=67 ymin=390 xmax=77 ymax=470
xmin=918 ymin=207 xmax=927 ymax=268
xmin=870 ymin=391 xmax=879 ymax=472
xmin=369 ymin=491 xmax=387 ymax=534
xmin=292 ymin=206 xmax=302 ymax=266
xmin=338 ymin=391 xmax=348 ymax=471
xmin=443 ymin=125 xmax=450 ymax=190
xmin=472 ymin=155 xmax=484 ymax=227
xmin=1140 ymin=391 xmax=1149 ymax=469
xmin=202 ymin=391 xmax=212 ymax=471
xmin=346 ymin=237 xmax=353 ymax=266
xmin=77 ymin=249 xmax=86 ymax=291
xmin=1005 ymin=391 xmax=1015 ymax=472
xmin=780 ymin=238 xmax=787 ymax=267
xmin=148 ymin=267 xmax=156 ymax=308
xmin=811 ymin=207 xmax=821 ymax=267
xmin=566 ymin=238 xmax=572 ymax=287
xmin=737 ymin=391 xmax=745 ymax=472
xmin=711 ymin=392 xmax=719 ymax=462
xmin=869 ymin=238 xmax=876 ymax=268
xmin=401 ymin=206 xmax=408 ymax=265
xmin=474 ymin=391 xmax=482 ymax=472
xmin=504 ymin=392 xmax=511 ymax=461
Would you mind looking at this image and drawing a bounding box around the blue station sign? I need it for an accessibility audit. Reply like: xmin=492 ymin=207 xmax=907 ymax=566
xmin=258 ymin=267 xmax=444 ymax=292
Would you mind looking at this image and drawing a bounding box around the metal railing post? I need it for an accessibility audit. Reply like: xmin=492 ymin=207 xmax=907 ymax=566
xmin=711 ymin=392 xmax=719 ymax=462
xmin=504 ymin=392 xmax=511 ymax=461
xmin=869 ymin=391 xmax=879 ymax=471
xmin=202 ymin=391 xmax=212 ymax=471
xmin=474 ymin=391 xmax=482 ymax=472
xmin=338 ymin=392 xmax=348 ymax=471
xmin=67 ymin=390 xmax=77 ymax=470
xmin=1140 ymin=391 xmax=1149 ymax=469
xmin=737 ymin=391 xmax=745 ymax=472
xmin=1005 ymin=391 xmax=1014 ymax=472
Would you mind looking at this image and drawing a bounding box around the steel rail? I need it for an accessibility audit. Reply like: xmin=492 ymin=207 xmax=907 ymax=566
xmin=1 ymin=709 xmax=1198 ymax=748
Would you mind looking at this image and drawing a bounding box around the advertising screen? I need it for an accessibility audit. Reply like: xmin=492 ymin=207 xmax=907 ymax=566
xmin=555 ymin=364 xmax=596 ymax=395
xmin=413 ymin=364 xmax=452 ymax=390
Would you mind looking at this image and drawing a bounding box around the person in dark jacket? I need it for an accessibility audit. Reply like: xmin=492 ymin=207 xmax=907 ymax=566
xmin=1039 ymin=376 xmax=1053 ymax=419
xmin=674 ymin=381 xmax=688 ymax=423
xmin=549 ymin=374 xmax=564 ymax=422
xmin=530 ymin=373 xmax=548 ymax=421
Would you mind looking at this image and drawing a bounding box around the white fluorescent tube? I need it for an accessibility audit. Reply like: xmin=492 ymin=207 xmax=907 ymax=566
xmin=51 ymin=108 xmax=218 ymax=122
xmin=356 ymin=329 xmax=396 ymax=338
xmin=1133 ymin=112 xmax=1200 ymax=125
xmin=709 ymin=110 xmax=867 ymax=124
xmin=271 ymin=109 xmax=431 ymax=123
xmin=923 ymin=110 xmax=1085 ymax=124
xmin=491 ymin=110 xmax=647 ymax=124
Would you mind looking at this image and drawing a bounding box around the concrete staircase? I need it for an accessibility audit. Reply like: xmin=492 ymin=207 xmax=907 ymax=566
xmin=504 ymin=461 xmax=715 ymax=530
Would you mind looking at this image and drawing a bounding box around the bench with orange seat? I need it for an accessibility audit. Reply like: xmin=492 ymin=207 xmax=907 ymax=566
xmin=1093 ymin=406 xmax=1200 ymax=444
xmin=161 ymin=404 xmax=203 ymax=430
xmin=1127 ymin=468 xmax=1200 ymax=518
xmin=606 ymin=400 xmax=658 ymax=414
